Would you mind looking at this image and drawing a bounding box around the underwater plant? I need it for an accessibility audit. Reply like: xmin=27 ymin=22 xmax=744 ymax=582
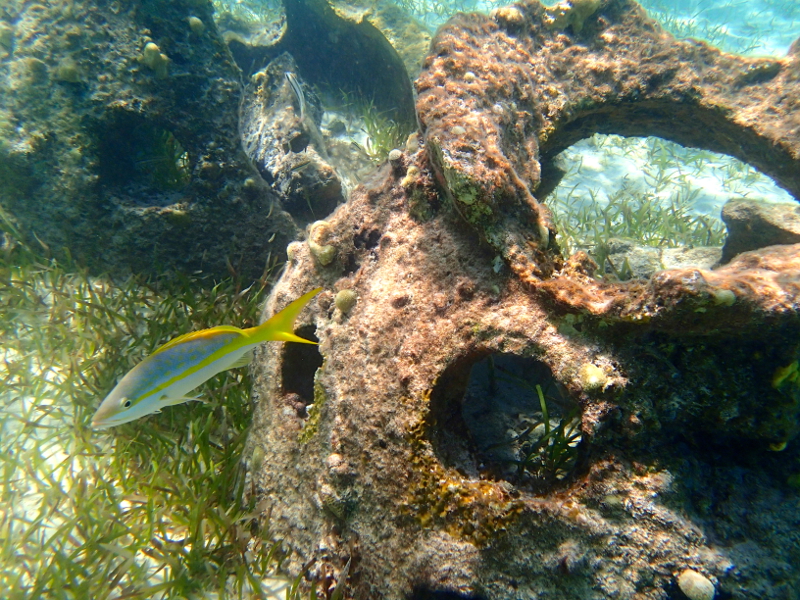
xmin=331 ymin=90 xmax=412 ymax=165
xmin=355 ymin=114 xmax=408 ymax=165
xmin=551 ymin=186 xmax=727 ymax=267
xmin=387 ymin=0 xmax=507 ymax=29
xmin=97 ymin=119 xmax=191 ymax=194
xmin=353 ymin=106 xmax=410 ymax=165
xmin=638 ymin=0 xmax=778 ymax=55
xmin=134 ymin=128 xmax=191 ymax=191
xmin=0 ymin=209 xmax=316 ymax=599
xmin=211 ymin=0 xmax=283 ymax=29
xmin=484 ymin=364 xmax=582 ymax=490
xmin=545 ymin=134 xmax=752 ymax=272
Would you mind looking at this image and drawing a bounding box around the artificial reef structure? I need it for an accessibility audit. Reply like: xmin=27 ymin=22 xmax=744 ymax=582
xmin=0 ymin=0 xmax=298 ymax=278
xmin=245 ymin=0 xmax=800 ymax=599
xmin=0 ymin=0 xmax=421 ymax=278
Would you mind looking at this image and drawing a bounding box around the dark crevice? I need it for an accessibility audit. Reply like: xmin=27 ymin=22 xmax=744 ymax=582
xmin=280 ymin=325 xmax=322 ymax=405
xmin=342 ymin=227 xmax=382 ymax=275
xmin=408 ymin=588 xmax=489 ymax=600
xmin=354 ymin=227 xmax=381 ymax=250
xmin=428 ymin=352 xmax=583 ymax=493
xmin=93 ymin=111 xmax=191 ymax=196
xmin=342 ymin=251 xmax=360 ymax=276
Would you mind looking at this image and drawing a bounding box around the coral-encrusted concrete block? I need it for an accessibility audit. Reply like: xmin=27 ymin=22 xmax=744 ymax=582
xmin=246 ymin=1 xmax=800 ymax=598
xmin=416 ymin=0 xmax=800 ymax=287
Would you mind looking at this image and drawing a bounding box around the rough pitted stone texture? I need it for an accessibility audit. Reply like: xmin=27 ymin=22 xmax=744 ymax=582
xmin=243 ymin=1 xmax=800 ymax=598
xmin=415 ymin=0 xmax=800 ymax=286
xmin=603 ymin=238 xmax=661 ymax=279
xmin=246 ymin=168 xmax=800 ymax=599
xmin=0 ymin=0 xmax=296 ymax=278
xmin=721 ymin=198 xmax=800 ymax=264
xmin=660 ymin=246 xmax=721 ymax=271
xmin=597 ymin=240 xmax=722 ymax=281
xmin=240 ymin=52 xmax=344 ymax=223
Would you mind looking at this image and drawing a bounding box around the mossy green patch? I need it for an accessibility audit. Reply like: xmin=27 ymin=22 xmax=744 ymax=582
xmin=400 ymin=391 xmax=526 ymax=547
xmin=408 ymin=184 xmax=433 ymax=221
xmin=299 ymin=376 xmax=328 ymax=444
xmin=428 ymin=138 xmax=494 ymax=230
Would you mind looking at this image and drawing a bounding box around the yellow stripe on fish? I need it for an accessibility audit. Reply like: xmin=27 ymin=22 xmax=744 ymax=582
xmin=91 ymin=288 xmax=321 ymax=429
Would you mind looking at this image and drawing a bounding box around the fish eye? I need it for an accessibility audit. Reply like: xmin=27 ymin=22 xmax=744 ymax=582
xmin=123 ymin=399 xmax=132 ymax=408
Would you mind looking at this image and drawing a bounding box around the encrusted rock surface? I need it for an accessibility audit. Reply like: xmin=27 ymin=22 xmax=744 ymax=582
xmin=599 ymin=238 xmax=722 ymax=280
xmin=721 ymin=198 xmax=800 ymax=264
xmin=242 ymin=1 xmax=800 ymax=598
xmin=240 ymin=52 xmax=345 ymax=223
xmin=0 ymin=0 xmax=295 ymax=278
xmin=247 ymin=181 xmax=800 ymax=599
xmin=415 ymin=0 xmax=800 ymax=287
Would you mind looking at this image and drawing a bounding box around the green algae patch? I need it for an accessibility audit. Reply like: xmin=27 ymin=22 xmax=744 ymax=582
xmin=399 ymin=391 xmax=526 ymax=547
xmin=428 ymin=137 xmax=494 ymax=228
xmin=773 ymin=360 xmax=799 ymax=389
xmin=299 ymin=377 xmax=328 ymax=444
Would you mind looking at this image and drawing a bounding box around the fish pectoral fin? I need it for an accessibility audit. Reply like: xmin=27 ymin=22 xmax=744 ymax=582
xmin=228 ymin=348 xmax=254 ymax=370
xmin=163 ymin=395 xmax=201 ymax=407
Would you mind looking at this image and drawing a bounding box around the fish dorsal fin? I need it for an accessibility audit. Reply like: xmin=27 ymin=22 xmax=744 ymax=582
xmin=228 ymin=348 xmax=254 ymax=370
xmin=152 ymin=325 xmax=245 ymax=355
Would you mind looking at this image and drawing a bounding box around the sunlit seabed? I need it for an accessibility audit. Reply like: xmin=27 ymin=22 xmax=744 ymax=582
xmin=545 ymin=134 xmax=794 ymax=258
xmin=3 ymin=0 xmax=800 ymax=595
xmin=551 ymin=134 xmax=792 ymax=216
xmin=0 ymin=265 xmax=294 ymax=599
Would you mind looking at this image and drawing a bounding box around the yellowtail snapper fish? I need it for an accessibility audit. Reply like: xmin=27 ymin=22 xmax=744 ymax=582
xmin=91 ymin=288 xmax=321 ymax=429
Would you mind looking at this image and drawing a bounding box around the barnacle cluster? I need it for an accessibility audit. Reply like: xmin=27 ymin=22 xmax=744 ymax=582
xmin=141 ymin=41 xmax=169 ymax=78
xmin=308 ymin=220 xmax=337 ymax=266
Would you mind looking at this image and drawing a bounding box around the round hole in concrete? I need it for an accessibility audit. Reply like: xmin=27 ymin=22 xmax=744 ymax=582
xmin=429 ymin=352 xmax=582 ymax=491
xmin=408 ymin=587 xmax=489 ymax=600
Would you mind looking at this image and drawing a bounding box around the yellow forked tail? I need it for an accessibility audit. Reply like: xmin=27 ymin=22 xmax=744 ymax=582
xmin=245 ymin=287 xmax=321 ymax=345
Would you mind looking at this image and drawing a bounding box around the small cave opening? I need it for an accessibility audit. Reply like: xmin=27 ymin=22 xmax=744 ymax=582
xmin=539 ymin=134 xmax=791 ymax=280
xmin=429 ymin=352 xmax=583 ymax=493
xmin=94 ymin=111 xmax=191 ymax=195
xmin=280 ymin=325 xmax=322 ymax=406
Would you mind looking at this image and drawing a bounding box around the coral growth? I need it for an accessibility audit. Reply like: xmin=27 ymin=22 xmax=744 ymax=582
xmin=416 ymin=0 xmax=800 ymax=290
xmin=246 ymin=1 xmax=800 ymax=599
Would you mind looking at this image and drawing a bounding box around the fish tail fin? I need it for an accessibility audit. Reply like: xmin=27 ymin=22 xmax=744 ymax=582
xmin=246 ymin=287 xmax=321 ymax=345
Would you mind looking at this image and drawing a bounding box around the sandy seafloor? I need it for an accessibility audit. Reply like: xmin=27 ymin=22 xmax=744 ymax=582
xmin=551 ymin=135 xmax=793 ymax=217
